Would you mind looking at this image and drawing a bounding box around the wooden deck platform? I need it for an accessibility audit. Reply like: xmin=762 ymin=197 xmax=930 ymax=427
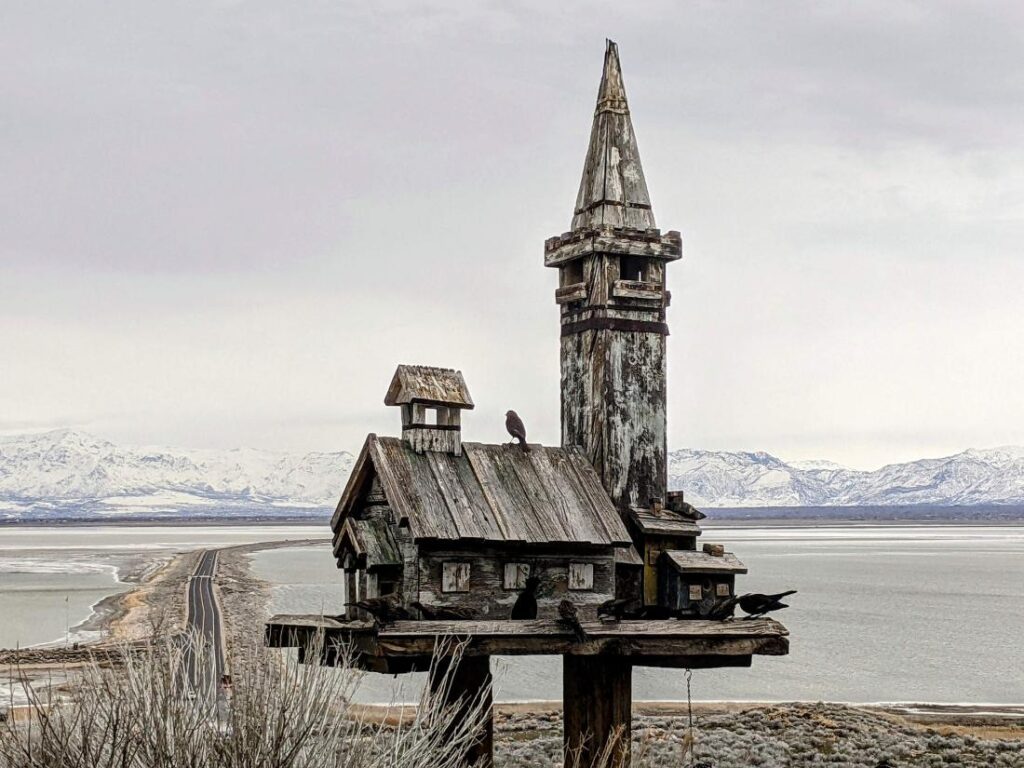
xmin=265 ymin=614 xmax=788 ymax=672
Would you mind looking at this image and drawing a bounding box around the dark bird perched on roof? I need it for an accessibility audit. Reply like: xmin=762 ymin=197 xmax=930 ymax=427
xmin=558 ymin=599 xmax=588 ymax=642
xmin=596 ymin=597 xmax=631 ymax=622
xmin=666 ymin=491 xmax=707 ymax=521
xmin=510 ymin=576 xmax=540 ymax=620
xmin=675 ymin=500 xmax=706 ymax=522
xmin=738 ymin=590 xmax=797 ymax=618
xmin=410 ymin=601 xmax=477 ymax=621
xmin=505 ymin=410 xmax=530 ymax=452
xmin=346 ymin=595 xmax=411 ymax=627
xmin=705 ymin=596 xmax=739 ymax=621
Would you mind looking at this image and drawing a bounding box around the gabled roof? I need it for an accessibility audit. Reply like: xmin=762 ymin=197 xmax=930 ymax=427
xmin=628 ymin=507 xmax=702 ymax=537
xmin=333 ymin=435 xmax=631 ymax=547
xmin=572 ymin=40 xmax=656 ymax=232
xmin=384 ymin=365 xmax=474 ymax=409
xmin=662 ymin=551 xmax=747 ymax=575
xmin=334 ymin=517 xmax=401 ymax=572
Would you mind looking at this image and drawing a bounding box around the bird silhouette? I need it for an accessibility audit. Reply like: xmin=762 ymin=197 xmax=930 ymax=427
xmin=639 ymin=605 xmax=677 ymax=620
xmin=596 ymin=597 xmax=631 ymax=621
xmin=705 ymin=596 xmax=739 ymax=621
xmin=675 ymin=500 xmax=707 ymax=521
xmin=410 ymin=601 xmax=477 ymax=621
xmin=345 ymin=595 xmax=411 ymax=626
xmin=505 ymin=410 xmax=530 ymax=452
xmin=510 ymin=576 xmax=540 ymax=619
xmin=737 ymin=590 xmax=797 ymax=618
xmin=558 ymin=599 xmax=588 ymax=642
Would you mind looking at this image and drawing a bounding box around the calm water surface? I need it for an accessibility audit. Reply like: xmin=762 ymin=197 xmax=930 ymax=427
xmin=3 ymin=523 xmax=1021 ymax=705
xmin=250 ymin=524 xmax=1024 ymax=705
xmin=0 ymin=525 xmax=324 ymax=647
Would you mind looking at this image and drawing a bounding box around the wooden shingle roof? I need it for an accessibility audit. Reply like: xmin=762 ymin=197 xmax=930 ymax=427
xmin=662 ymin=551 xmax=747 ymax=575
xmin=333 ymin=435 xmax=631 ymax=546
xmin=384 ymin=365 xmax=474 ymax=409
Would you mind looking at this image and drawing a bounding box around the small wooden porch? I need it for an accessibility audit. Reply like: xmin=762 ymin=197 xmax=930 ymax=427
xmin=266 ymin=615 xmax=789 ymax=767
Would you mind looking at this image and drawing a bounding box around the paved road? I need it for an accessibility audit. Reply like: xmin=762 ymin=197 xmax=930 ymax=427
xmin=184 ymin=549 xmax=225 ymax=700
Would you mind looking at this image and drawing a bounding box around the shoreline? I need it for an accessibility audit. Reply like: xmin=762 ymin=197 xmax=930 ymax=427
xmin=3 ymin=512 xmax=1024 ymax=529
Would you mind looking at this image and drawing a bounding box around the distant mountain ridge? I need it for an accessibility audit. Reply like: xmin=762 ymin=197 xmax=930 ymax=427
xmin=0 ymin=429 xmax=354 ymax=520
xmin=668 ymin=446 xmax=1024 ymax=507
xmin=1 ymin=429 xmax=1023 ymax=521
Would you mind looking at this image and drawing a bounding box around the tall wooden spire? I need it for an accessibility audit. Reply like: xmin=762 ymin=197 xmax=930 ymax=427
xmin=572 ymin=40 xmax=655 ymax=231
xmin=545 ymin=41 xmax=681 ymax=520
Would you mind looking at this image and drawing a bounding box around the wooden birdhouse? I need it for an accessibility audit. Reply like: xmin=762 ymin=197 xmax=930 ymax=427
xmin=384 ymin=364 xmax=474 ymax=456
xmin=332 ymin=363 xmax=633 ymax=620
xmin=658 ymin=547 xmax=748 ymax=615
xmin=269 ymin=41 xmax=790 ymax=768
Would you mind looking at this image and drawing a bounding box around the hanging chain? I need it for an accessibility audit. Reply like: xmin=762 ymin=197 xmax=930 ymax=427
xmin=685 ymin=668 xmax=695 ymax=768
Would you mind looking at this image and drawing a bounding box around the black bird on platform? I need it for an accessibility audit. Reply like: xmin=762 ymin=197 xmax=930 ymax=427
xmin=639 ymin=605 xmax=677 ymax=620
xmin=596 ymin=597 xmax=631 ymax=621
xmin=346 ymin=595 xmax=411 ymax=627
xmin=510 ymin=576 xmax=540 ymax=619
xmin=505 ymin=410 xmax=530 ymax=452
xmin=558 ymin=599 xmax=588 ymax=642
xmin=737 ymin=590 xmax=797 ymax=619
xmin=410 ymin=601 xmax=477 ymax=621
xmin=705 ymin=596 xmax=739 ymax=621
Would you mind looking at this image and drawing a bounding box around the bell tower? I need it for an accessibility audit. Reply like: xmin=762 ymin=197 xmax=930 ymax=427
xmin=545 ymin=40 xmax=682 ymax=515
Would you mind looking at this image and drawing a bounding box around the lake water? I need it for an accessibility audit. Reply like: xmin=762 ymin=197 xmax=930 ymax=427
xmin=3 ymin=523 xmax=1022 ymax=705
xmin=249 ymin=524 xmax=1024 ymax=705
xmin=0 ymin=525 xmax=325 ymax=648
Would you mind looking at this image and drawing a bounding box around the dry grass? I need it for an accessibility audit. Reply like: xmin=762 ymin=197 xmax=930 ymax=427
xmin=0 ymin=635 xmax=491 ymax=768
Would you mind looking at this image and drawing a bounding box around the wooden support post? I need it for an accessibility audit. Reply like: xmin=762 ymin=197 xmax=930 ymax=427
xmin=428 ymin=655 xmax=493 ymax=767
xmin=563 ymin=656 xmax=632 ymax=768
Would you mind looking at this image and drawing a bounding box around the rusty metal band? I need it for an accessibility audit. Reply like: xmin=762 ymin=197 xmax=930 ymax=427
xmin=560 ymin=317 xmax=670 ymax=337
xmin=403 ymin=424 xmax=462 ymax=431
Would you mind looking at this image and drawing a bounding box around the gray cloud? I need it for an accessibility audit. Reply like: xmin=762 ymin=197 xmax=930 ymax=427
xmin=2 ymin=1 xmax=1023 ymax=469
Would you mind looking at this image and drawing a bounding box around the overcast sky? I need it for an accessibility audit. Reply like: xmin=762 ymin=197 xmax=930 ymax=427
xmin=3 ymin=1 xmax=1023 ymax=469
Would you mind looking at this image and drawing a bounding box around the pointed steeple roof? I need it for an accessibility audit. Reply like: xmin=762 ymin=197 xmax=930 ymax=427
xmin=572 ymin=40 xmax=655 ymax=231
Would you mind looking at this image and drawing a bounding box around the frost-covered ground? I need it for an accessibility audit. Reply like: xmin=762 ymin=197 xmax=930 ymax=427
xmin=494 ymin=703 xmax=1024 ymax=767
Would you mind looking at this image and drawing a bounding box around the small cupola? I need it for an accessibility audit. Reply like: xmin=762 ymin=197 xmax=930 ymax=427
xmin=384 ymin=364 xmax=474 ymax=456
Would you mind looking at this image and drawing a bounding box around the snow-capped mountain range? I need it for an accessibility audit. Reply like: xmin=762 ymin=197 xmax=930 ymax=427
xmin=667 ymin=447 xmax=1024 ymax=508
xmin=1 ymin=429 xmax=1023 ymax=521
xmin=0 ymin=429 xmax=354 ymax=520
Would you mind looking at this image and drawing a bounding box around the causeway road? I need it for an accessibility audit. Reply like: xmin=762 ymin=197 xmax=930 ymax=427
xmin=184 ymin=549 xmax=226 ymax=696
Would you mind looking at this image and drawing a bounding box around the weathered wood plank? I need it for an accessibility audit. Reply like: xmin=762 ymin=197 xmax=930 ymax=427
xmin=429 ymin=656 xmax=493 ymax=767
xmin=564 ymin=656 xmax=631 ymax=768
xmin=266 ymin=615 xmax=789 ymax=662
xmin=425 ymin=450 xmax=486 ymax=540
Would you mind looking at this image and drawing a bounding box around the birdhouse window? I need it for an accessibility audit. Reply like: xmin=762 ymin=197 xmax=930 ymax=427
xmin=568 ymin=563 xmax=594 ymax=591
xmin=503 ymin=563 xmax=530 ymax=590
xmin=716 ymin=582 xmax=731 ymax=598
xmin=561 ymin=260 xmax=584 ymax=287
xmin=441 ymin=562 xmax=471 ymax=593
xmin=425 ymin=408 xmax=438 ymax=426
xmin=688 ymin=584 xmax=703 ymax=601
xmin=620 ymin=255 xmax=648 ymax=282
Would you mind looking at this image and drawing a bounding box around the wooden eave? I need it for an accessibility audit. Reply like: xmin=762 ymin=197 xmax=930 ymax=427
xmin=330 ymin=435 xmax=375 ymax=531
xmin=662 ymin=550 xmax=748 ymax=575
xmin=333 ymin=517 xmax=401 ymax=572
xmin=544 ymin=227 xmax=682 ymax=267
xmin=614 ymin=545 xmax=644 ymax=567
xmin=384 ymin=365 xmax=474 ymax=409
xmin=628 ymin=508 xmax=702 ymax=537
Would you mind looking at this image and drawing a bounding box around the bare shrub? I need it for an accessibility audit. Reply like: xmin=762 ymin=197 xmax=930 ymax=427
xmin=0 ymin=634 xmax=490 ymax=768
